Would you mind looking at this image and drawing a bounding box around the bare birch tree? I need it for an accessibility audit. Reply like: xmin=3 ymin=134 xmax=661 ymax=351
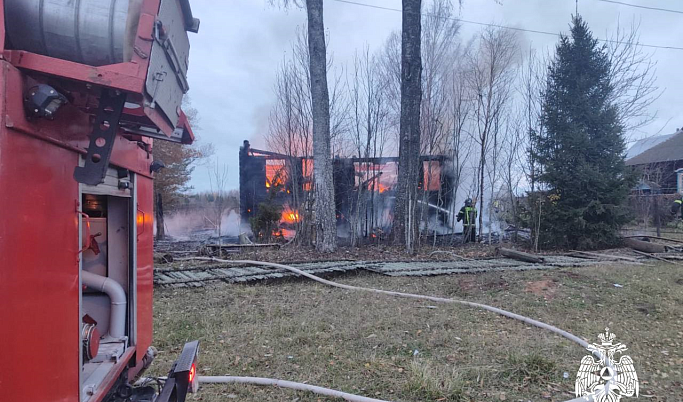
xmin=447 ymin=67 xmax=474 ymax=231
xmin=378 ymin=31 xmax=402 ymax=127
xmin=518 ymin=47 xmax=547 ymax=250
xmin=419 ymin=0 xmax=461 ymax=241
xmin=267 ymin=33 xmax=314 ymax=245
xmin=305 ymin=0 xmax=336 ymax=252
xmin=267 ymin=24 xmax=350 ymax=248
xmin=606 ymin=19 xmax=660 ymax=134
xmin=346 ymin=46 xmax=391 ymax=245
xmin=519 ymin=48 xmax=545 ymax=193
xmin=270 ymin=0 xmax=336 ymax=252
xmin=207 ymin=162 xmax=230 ymax=256
xmin=464 ymin=27 xmax=519 ymax=236
xmin=499 ymin=115 xmax=525 ymax=241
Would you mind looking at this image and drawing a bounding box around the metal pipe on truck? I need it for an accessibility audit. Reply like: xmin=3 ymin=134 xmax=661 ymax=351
xmin=82 ymin=270 xmax=127 ymax=339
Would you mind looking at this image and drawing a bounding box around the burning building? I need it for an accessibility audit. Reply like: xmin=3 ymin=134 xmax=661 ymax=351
xmin=239 ymin=140 xmax=454 ymax=238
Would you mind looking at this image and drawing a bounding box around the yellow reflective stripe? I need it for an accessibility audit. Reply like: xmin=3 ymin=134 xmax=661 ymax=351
xmin=464 ymin=207 xmax=476 ymax=225
xmin=676 ymin=200 xmax=682 ymax=205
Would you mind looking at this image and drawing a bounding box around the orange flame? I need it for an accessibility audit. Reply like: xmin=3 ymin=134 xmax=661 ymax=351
xmin=423 ymin=161 xmax=442 ymax=191
xmin=366 ymin=180 xmax=390 ymax=193
xmin=281 ymin=209 xmax=300 ymax=224
xmin=266 ymin=161 xmax=287 ymax=190
xmin=272 ymin=228 xmax=295 ymax=239
xmin=377 ymin=183 xmax=390 ymax=193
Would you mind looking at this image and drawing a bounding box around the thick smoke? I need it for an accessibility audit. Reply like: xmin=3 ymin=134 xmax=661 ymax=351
xmin=161 ymin=210 xmax=245 ymax=240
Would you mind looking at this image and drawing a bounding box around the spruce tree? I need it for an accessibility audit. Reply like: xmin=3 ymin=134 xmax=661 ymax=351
xmin=533 ymin=16 xmax=634 ymax=249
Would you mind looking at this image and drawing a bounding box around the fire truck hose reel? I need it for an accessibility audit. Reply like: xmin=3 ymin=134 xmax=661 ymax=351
xmin=74 ymin=89 xmax=128 ymax=185
xmin=81 ymin=319 xmax=101 ymax=361
xmin=185 ymin=258 xmax=598 ymax=402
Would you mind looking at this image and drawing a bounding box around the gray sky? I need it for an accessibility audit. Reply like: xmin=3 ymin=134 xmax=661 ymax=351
xmin=185 ymin=0 xmax=683 ymax=191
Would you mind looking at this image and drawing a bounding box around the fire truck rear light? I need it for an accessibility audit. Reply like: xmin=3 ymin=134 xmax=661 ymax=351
xmin=189 ymin=363 xmax=198 ymax=393
xmin=189 ymin=363 xmax=196 ymax=382
xmin=157 ymin=340 xmax=199 ymax=402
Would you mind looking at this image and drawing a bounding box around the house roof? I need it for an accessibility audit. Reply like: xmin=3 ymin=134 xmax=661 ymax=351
xmin=625 ymin=133 xmax=676 ymax=159
xmin=626 ymin=131 xmax=683 ymax=166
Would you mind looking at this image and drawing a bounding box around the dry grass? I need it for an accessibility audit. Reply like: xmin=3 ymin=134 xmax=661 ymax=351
xmin=151 ymin=262 xmax=683 ymax=401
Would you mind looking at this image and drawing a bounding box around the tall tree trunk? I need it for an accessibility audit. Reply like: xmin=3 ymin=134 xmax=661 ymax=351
xmin=306 ymin=0 xmax=336 ymax=252
xmin=478 ymin=143 xmax=485 ymax=241
xmin=155 ymin=192 xmax=165 ymax=241
xmin=393 ymin=0 xmax=423 ymax=253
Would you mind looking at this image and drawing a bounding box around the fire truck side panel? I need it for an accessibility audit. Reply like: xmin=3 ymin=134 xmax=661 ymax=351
xmin=0 ymin=59 xmax=158 ymax=401
xmin=0 ymin=75 xmax=81 ymax=402
xmin=135 ymin=174 xmax=155 ymax=367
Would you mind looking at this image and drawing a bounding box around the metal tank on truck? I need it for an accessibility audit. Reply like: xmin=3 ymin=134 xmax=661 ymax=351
xmin=0 ymin=1 xmax=201 ymax=401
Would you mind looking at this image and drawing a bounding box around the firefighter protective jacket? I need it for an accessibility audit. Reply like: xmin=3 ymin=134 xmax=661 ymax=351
xmin=457 ymin=206 xmax=477 ymax=227
xmin=672 ymin=197 xmax=683 ymax=219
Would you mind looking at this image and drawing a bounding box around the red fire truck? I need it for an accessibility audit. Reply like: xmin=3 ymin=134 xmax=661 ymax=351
xmin=0 ymin=1 xmax=200 ymax=401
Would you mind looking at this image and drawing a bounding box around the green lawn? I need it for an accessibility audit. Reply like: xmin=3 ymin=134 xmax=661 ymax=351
xmin=151 ymin=261 xmax=683 ymax=401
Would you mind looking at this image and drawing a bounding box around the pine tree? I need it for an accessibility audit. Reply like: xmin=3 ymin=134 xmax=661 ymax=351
xmin=533 ymin=16 xmax=634 ymax=249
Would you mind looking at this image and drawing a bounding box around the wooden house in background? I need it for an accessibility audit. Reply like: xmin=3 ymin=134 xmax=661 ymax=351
xmin=626 ymin=129 xmax=683 ymax=194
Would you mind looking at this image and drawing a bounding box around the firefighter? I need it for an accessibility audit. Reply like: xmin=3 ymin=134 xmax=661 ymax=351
xmin=457 ymin=198 xmax=477 ymax=243
xmin=671 ymin=195 xmax=683 ymax=219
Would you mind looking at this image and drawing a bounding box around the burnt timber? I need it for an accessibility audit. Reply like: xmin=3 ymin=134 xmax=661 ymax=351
xmin=154 ymin=255 xmax=621 ymax=288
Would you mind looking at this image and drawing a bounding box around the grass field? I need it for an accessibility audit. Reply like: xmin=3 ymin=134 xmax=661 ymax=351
xmin=151 ymin=261 xmax=683 ymax=401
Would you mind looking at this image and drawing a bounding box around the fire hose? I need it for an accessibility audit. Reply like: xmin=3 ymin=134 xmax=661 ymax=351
xmin=183 ymin=258 xmax=599 ymax=402
xmin=198 ymin=376 xmax=394 ymax=402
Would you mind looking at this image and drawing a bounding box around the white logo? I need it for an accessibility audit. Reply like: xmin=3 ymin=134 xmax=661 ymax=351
xmin=575 ymin=328 xmax=639 ymax=402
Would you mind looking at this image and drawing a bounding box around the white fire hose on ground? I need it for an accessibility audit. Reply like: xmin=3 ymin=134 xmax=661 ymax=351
xmin=198 ymin=376 xmax=394 ymax=402
xmin=182 ymin=258 xmax=597 ymax=402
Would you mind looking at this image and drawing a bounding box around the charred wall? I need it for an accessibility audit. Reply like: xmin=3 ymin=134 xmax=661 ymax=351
xmin=239 ymin=141 xmax=267 ymax=220
xmin=239 ymin=141 xmax=452 ymax=232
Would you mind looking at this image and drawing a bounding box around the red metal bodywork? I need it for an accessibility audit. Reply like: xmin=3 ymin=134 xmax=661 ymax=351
xmin=0 ymin=85 xmax=81 ymax=401
xmin=136 ymin=176 xmax=156 ymax=366
xmin=0 ymin=58 xmax=157 ymax=402
xmin=0 ymin=0 xmax=195 ymax=400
